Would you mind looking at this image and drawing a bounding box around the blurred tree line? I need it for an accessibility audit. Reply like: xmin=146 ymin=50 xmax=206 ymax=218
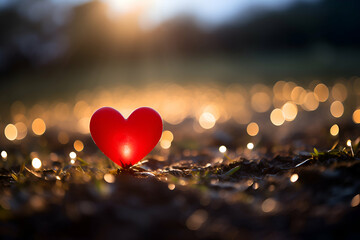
xmin=0 ymin=0 xmax=359 ymax=73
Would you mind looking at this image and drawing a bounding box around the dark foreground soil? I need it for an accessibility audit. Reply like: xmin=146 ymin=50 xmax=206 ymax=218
xmin=0 ymin=142 xmax=360 ymax=240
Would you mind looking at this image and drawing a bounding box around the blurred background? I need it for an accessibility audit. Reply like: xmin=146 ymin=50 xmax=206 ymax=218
xmin=1 ymin=0 xmax=360 ymax=95
xmin=0 ymin=0 xmax=360 ymax=166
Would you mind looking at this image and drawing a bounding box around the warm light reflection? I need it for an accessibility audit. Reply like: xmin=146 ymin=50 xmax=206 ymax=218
xmin=32 ymin=118 xmax=46 ymax=135
xmin=281 ymin=102 xmax=298 ymax=121
xmin=270 ymin=108 xmax=285 ymax=126
xmin=4 ymin=124 xmax=17 ymax=141
xmin=32 ymin=158 xmax=42 ymax=169
xmin=330 ymin=101 xmax=344 ymax=118
xmin=247 ymin=122 xmax=259 ymax=136
xmin=347 ymin=139 xmax=352 ymax=147
xmin=74 ymin=140 xmax=84 ymax=152
xmin=199 ymin=112 xmax=216 ymax=129
xmin=330 ymin=124 xmax=339 ymax=136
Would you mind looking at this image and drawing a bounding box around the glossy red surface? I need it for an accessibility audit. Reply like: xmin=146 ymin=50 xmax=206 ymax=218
xmin=90 ymin=107 xmax=163 ymax=167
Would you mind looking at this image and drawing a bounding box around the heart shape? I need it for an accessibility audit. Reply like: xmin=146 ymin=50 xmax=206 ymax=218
xmin=90 ymin=107 xmax=163 ymax=168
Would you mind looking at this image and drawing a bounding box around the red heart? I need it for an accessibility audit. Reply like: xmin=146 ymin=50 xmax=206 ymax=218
xmin=90 ymin=107 xmax=163 ymax=168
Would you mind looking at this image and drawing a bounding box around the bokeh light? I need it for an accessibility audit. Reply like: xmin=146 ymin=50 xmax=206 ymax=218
xmin=353 ymin=109 xmax=360 ymax=124
xmin=199 ymin=112 xmax=216 ymax=129
xmin=4 ymin=124 xmax=17 ymax=141
xmin=74 ymin=140 xmax=84 ymax=152
xmin=32 ymin=118 xmax=46 ymax=136
xmin=15 ymin=122 xmax=27 ymax=140
xmin=1 ymin=151 xmax=7 ymax=159
xmin=219 ymin=145 xmax=227 ymax=153
xmin=160 ymin=130 xmax=174 ymax=149
xmin=69 ymin=151 xmax=77 ymax=159
xmin=330 ymin=101 xmax=344 ymax=118
xmin=330 ymin=124 xmax=339 ymax=136
xmin=281 ymin=102 xmax=298 ymax=121
xmin=251 ymin=92 xmax=271 ymax=113
xmin=331 ymin=83 xmax=347 ymax=102
xmin=262 ymin=198 xmax=277 ymax=213
xmin=247 ymin=122 xmax=259 ymax=136
xmin=291 ymin=86 xmax=306 ymax=105
xmin=290 ymin=174 xmax=299 ymax=182
xmin=351 ymin=194 xmax=360 ymax=207
xmin=302 ymin=92 xmax=319 ymax=111
xmin=32 ymin=158 xmax=42 ymax=169
xmin=186 ymin=209 xmax=208 ymax=230
xmin=270 ymin=108 xmax=285 ymax=126
xmin=247 ymin=142 xmax=254 ymax=150
xmin=314 ymin=83 xmax=329 ymax=102
xmin=104 ymin=173 xmax=115 ymax=183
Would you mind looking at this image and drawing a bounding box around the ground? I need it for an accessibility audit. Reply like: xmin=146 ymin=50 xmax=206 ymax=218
xmin=0 ymin=138 xmax=359 ymax=239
